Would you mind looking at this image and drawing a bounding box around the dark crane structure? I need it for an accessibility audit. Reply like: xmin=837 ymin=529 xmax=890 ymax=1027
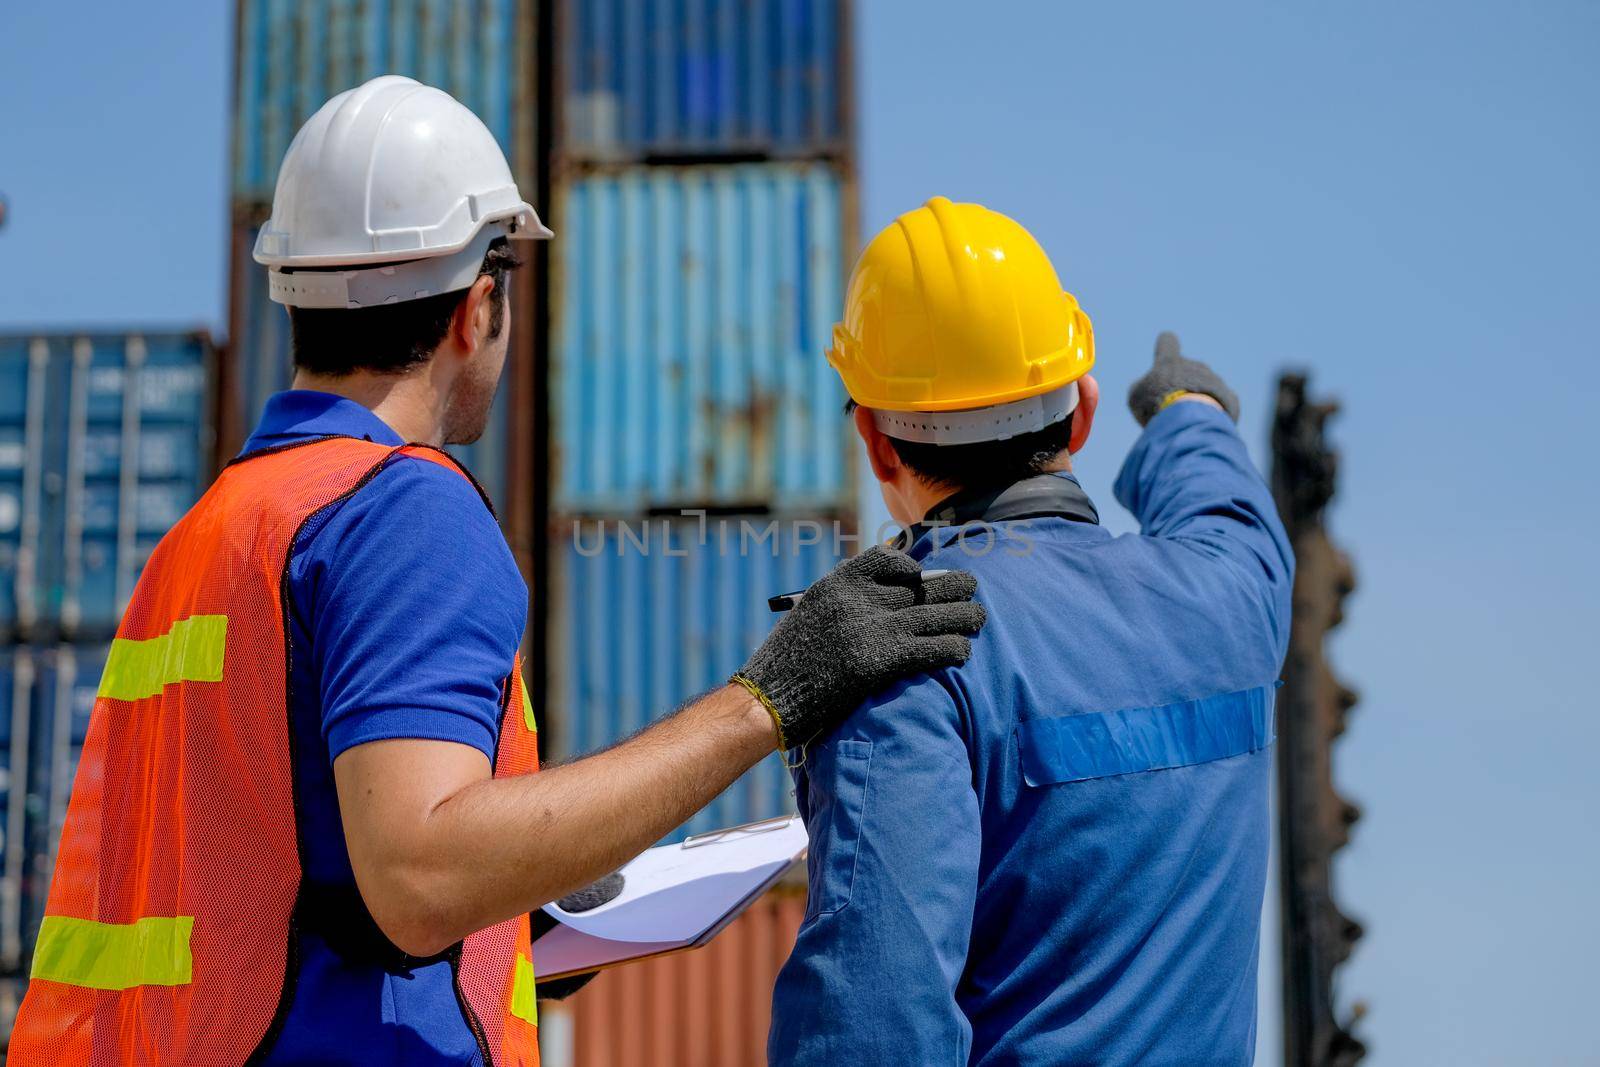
xmin=1271 ymin=373 xmax=1367 ymax=1066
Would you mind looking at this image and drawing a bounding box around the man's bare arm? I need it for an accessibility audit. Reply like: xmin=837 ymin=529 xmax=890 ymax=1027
xmin=335 ymin=683 xmax=773 ymax=957
xmin=336 ymin=547 xmax=986 ymax=958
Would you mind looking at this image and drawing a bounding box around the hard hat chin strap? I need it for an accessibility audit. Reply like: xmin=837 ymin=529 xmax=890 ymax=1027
xmin=871 ymin=381 xmax=1080 ymax=445
xmin=267 ymin=227 xmax=506 ymax=309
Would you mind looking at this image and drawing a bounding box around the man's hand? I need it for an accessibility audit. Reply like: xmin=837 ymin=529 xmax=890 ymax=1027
xmin=733 ymin=546 xmax=986 ymax=751
xmin=1127 ymin=331 xmax=1240 ymax=426
xmin=336 ymin=551 xmax=983 ymax=958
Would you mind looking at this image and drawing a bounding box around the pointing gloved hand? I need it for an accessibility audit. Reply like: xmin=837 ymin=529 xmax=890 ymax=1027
xmin=1127 ymin=331 xmax=1240 ymax=426
xmin=732 ymin=546 xmax=986 ymax=752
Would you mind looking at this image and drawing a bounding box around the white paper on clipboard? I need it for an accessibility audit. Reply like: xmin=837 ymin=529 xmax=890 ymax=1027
xmin=532 ymin=815 xmax=807 ymax=980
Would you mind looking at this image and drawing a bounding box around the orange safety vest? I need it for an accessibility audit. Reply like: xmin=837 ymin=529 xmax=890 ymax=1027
xmin=9 ymin=437 xmax=541 ymax=1066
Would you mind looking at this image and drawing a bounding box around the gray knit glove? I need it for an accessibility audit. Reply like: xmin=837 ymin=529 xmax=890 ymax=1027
xmin=555 ymin=872 xmax=625 ymax=914
xmin=529 ymin=872 xmax=626 ymax=1000
xmin=1127 ymin=331 xmax=1240 ymax=426
xmin=732 ymin=546 xmax=985 ymax=751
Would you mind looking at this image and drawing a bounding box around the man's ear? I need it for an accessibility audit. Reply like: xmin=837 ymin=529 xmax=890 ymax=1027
xmin=451 ymin=274 xmax=497 ymax=354
xmin=853 ymin=406 xmax=901 ymax=484
xmin=1069 ymin=374 xmax=1099 ymax=454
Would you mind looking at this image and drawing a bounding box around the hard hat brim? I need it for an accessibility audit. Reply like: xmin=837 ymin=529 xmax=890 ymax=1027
xmin=254 ymin=200 xmax=552 ymax=270
xmin=830 ymin=342 xmax=1094 ymax=413
xmin=267 ymin=223 xmax=531 ymax=309
xmin=869 ymin=381 xmax=1081 ymax=445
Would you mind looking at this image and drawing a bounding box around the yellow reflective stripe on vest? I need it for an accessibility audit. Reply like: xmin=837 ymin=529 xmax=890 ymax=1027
xmin=519 ymin=675 xmax=537 ymax=733
xmin=510 ymin=952 xmax=537 ymax=1025
xmin=99 ymin=615 xmax=227 ymax=701
xmin=31 ymin=915 xmax=195 ymax=990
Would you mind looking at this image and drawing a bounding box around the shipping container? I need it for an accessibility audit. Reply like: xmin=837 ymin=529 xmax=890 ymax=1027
xmin=0 ymin=333 xmax=212 ymax=640
xmin=557 ymin=0 xmax=848 ymax=162
xmin=551 ymin=165 xmax=851 ymax=513
xmin=0 ymin=340 xmax=47 ymax=637
xmin=542 ymin=887 xmax=807 ymax=1067
xmin=16 ymin=643 xmax=105 ymax=975
xmin=233 ymin=0 xmax=536 ymax=204
xmin=548 ymin=513 xmax=847 ymax=840
xmin=228 ymin=222 xmax=516 ymax=512
xmin=0 ymin=649 xmax=27 ymax=973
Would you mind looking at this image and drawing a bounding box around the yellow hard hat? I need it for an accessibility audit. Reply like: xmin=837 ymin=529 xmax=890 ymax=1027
xmin=828 ymin=197 xmax=1094 ymax=442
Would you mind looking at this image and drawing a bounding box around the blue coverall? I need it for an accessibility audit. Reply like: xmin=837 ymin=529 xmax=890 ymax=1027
xmin=770 ymin=401 xmax=1294 ymax=1065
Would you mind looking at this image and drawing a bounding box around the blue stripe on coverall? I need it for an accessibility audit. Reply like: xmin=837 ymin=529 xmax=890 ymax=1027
xmin=1016 ymin=684 xmax=1276 ymax=787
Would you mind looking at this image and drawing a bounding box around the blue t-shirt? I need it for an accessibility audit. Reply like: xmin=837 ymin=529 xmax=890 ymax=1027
xmin=770 ymin=402 xmax=1295 ymax=1066
xmin=239 ymin=391 xmax=527 ymax=1066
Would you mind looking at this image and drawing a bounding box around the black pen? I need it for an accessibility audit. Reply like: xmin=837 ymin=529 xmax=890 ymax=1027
xmin=768 ymin=569 xmax=952 ymax=613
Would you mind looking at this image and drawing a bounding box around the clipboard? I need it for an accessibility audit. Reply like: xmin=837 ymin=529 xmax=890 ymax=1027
xmin=531 ymin=816 xmax=808 ymax=981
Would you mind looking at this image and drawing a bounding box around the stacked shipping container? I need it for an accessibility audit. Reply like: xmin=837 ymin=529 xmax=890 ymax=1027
xmin=546 ymin=4 xmax=854 ymax=1061
xmin=544 ymin=0 xmax=855 ymax=777
xmin=0 ymin=332 xmax=212 ymax=997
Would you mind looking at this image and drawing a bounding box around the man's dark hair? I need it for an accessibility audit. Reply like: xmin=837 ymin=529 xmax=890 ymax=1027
xmin=288 ymin=239 xmax=522 ymax=375
xmin=848 ymin=398 xmax=1072 ymax=492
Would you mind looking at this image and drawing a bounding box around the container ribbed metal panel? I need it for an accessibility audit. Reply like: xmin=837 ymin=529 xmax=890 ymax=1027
xmin=549 ymin=888 xmax=808 ymax=1066
xmin=550 ymin=514 xmax=848 ymax=840
xmin=559 ymin=0 xmax=846 ymax=160
xmin=230 ymin=225 xmax=514 ymax=511
xmin=0 ymin=343 xmax=46 ymax=637
xmin=0 ymin=333 xmax=211 ymax=639
xmin=551 ymin=165 xmax=850 ymax=512
xmin=233 ymin=0 xmax=533 ymax=203
xmin=20 ymin=644 xmax=102 ymax=965
xmin=0 ymin=648 xmax=27 ymax=973
xmin=0 ymin=643 xmax=106 ymax=978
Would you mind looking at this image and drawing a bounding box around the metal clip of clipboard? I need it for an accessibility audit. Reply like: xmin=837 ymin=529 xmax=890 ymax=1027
xmin=681 ymin=814 xmax=795 ymax=849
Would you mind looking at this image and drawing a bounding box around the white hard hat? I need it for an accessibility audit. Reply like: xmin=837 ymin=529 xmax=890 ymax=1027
xmin=254 ymin=75 xmax=553 ymax=309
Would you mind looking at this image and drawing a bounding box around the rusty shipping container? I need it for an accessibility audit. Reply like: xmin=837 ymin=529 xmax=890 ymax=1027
xmin=550 ymin=165 xmax=851 ymax=513
xmin=540 ymin=888 xmax=807 ymax=1067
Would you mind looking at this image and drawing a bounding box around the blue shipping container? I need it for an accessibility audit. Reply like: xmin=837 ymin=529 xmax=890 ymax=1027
xmin=0 ymin=343 xmax=46 ymax=636
xmin=0 ymin=333 xmax=212 ymax=638
xmin=551 ymin=513 xmax=848 ymax=840
xmin=234 ymin=0 xmax=534 ymax=203
xmin=0 ymin=649 xmax=26 ymax=972
xmin=14 ymin=644 xmax=104 ymax=976
xmin=552 ymin=165 xmax=851 ymax=512
xmin=231 ymin=229 xmax=515 ymax=512
xmin=560 ymin=0 xmax=846 ymax=159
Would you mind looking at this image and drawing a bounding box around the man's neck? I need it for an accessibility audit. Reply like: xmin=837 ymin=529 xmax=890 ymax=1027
xmin=907 ymin=453 xmax=1072 ymax=524
xmin=291 ymin=370 xmax=446 ymax=446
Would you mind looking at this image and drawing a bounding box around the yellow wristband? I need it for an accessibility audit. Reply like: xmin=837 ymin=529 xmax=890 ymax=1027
xmin=1156 ymin=389 xmax=1192 ymax=413
xmin=729 ymin=672 xmax=794 ymax=752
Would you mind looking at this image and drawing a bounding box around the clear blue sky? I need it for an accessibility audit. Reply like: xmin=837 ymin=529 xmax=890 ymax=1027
xmin=2 ymin=2 xmax=1596 ymax=1063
